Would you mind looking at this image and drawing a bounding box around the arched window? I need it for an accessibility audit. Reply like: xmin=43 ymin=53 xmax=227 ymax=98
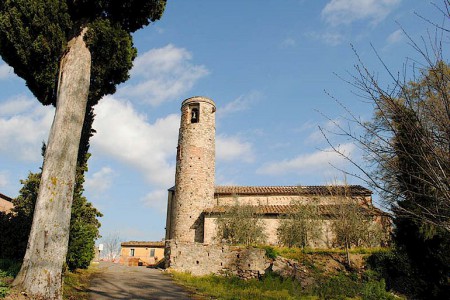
xmin=191 ymin=107 xmax=199 ymax=123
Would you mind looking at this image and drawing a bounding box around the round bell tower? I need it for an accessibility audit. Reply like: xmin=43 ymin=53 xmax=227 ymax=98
xmin=169 ymin=96 xmax=216 ymax=243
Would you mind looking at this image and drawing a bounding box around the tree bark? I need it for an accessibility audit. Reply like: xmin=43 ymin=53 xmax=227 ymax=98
xmin=13 ymin=29 xmax=91 ymax=300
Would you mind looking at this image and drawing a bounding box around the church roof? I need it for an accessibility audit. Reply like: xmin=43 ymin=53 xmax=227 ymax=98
xmin=204 ymin=204 xmax=386 ymax=216
xmin=214 ymin=185 xmax=371 ymax=196
xmin=168 ymin=185 xmax=372 ymax=196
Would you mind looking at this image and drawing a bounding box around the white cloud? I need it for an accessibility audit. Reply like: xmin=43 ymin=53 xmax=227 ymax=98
xmin=306 ymin=119 xmax=341 ymax=144
xmin=281 ymin=37 xmax=296 ymax=48
xmin=0 ymin=63 xmax=13 ymax=80
xmin=0 ymin=171 xmax=9 ymax=188
xmin=322 ymin=0 xmax=400 ymax=26
xmin=85 ymin=167 xmax=116 ymax=194
xmin=219 ymin=91 xmax=261 ymax=116
xmin=216 ymin=134 xmax=254 ymax=163
xmin=141 ymin=189 xmax=168 ymax=213
xmin=386 ymin=29 xmax=404 ymax=44
xmin=306 ymin=30 xmax=345 ymax=46
xmin=257 ymin=143 xmax=355 ymax=176
xmin=0 ymin=97 xmax=54 ymax=161
xmin=118 ymin=44 xmax=209 ymax=106
xmin=91 ymin=96 xmax=179 ymax=187
xmin=0 ymin=95 xmax=35 ymax=116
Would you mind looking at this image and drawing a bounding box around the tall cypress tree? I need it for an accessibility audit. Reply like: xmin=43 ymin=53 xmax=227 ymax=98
xmin=368 ymin=63 xmax=450 ymax=298
xmin=389 ymin=84 xmax=450 ymax=299
xmin=0 ymin=1 xmax=166 ymax=298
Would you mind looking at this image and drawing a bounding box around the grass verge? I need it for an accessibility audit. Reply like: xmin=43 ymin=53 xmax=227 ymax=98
xmin=0 ymin=259 xmax=99 ymax=299
xmin=172 ymin=271 xmax=314 ymax=300
xmin=63 ymin=263 xmax=100 ymax=300
xmin=172 ymin=271 xmax=398 ymax=300
xmin=263 ymin=246 xmax=391 ymax=258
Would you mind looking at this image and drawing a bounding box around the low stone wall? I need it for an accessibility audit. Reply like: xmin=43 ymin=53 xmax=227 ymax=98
xmin=272 ymin=256 xmax=315 ymax=287
xmin=165 ymin=241 xmax=271 ymax=279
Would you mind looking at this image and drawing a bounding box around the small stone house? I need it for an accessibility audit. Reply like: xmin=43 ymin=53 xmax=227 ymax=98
xmin=0 ymin=192 xmax=13 ymax=214
xmin=120 ymin=241 xmax=164 ymax=266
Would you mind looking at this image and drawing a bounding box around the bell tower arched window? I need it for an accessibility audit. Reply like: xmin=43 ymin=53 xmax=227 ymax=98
xmin=190 ymin=105 xmax=199 ymax=123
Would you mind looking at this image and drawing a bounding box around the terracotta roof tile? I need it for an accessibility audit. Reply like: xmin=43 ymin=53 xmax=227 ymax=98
xmin=214 ymin=185 xmax=371 ymax=196
xmin=204 ymin=204 xmax=386 ymax=216
xmin=168 ymin=185 xmax=372 ymax=196
xmin=0 ymin=192 xmax=13 ymax=202
xmin=120 ymin=241 xmax=165 ymax=247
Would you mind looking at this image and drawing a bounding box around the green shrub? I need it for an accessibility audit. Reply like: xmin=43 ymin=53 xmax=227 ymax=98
xmin=262 ymin=246 xmax=279 ymax=259
xmin=315 ymin=273 xmax=359 ymax=299
xmin=0 ymin=259 xmax=20 ymax=299
xmin=361 ymin=279 xmax=397 ymax=300
xmin=0 ymin=287 xmax=9 ymax=298
xmin=0 ymin=259 xmax=21 ymax=277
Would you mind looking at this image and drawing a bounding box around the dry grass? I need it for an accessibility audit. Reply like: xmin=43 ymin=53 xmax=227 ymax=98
xmin=63 ymin=263 xmax=100 ymax=300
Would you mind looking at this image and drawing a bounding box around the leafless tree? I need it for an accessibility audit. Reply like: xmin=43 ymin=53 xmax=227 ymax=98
xmin=101 ymin=233 xmax=122 ymax=262
xmin=320 ymin=1 xmax=449 ymax=232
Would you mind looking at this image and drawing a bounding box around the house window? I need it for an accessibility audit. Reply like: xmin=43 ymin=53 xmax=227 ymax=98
xmin=130 ymin=249 xmax=135 ymax=257
xmin=150 ymin=248 xmax=155 ymax=257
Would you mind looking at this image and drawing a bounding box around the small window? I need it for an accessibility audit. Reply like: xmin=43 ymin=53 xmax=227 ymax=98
xmin=130 ymin=249 xmax=135 ymax=256
xmin=150 ymin=248 xmax=155 ymax=257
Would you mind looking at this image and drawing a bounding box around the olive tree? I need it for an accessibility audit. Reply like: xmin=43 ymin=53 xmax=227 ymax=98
xmin=277 ymin=199 xmax=321 ymax=248
xmin=215 ymin=200 xmax=267 ymax=246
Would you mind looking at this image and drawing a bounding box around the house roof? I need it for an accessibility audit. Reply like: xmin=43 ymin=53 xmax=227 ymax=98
xmin=120 ymin=241 xmax=165 ymax=248
xmin=204 ymin=204 xmax=387 ymax=217
xmin=0 ymin=192 xmax=13 ymax=202
xmin=168 ymin=185 xmax=372 ymax=196
xmin=0 ymin=193 xmax=14 ymax=213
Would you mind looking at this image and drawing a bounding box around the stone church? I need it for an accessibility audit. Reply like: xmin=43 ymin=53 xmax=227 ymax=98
xmin=165 ymin=96 xmax=388 ymax=248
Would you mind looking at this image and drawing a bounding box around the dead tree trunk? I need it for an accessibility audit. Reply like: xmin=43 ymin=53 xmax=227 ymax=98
xmin=13 ymin=29 xmax=91 ymax=300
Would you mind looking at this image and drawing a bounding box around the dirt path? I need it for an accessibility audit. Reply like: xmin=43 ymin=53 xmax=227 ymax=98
xmin=88 ymin=262 xmax=195 ymax=300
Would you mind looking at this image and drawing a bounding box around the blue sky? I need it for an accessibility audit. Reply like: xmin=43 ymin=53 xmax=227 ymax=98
xmin=0 ymin=0 xmax=446 ymax=242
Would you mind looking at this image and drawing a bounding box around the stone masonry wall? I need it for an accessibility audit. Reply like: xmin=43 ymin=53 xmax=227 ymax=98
xmin=165 ymin=241 xmax=271 ymax=279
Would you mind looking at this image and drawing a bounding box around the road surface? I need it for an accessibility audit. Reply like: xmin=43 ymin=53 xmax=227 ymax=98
xmin=88 ymin=262 xmax=195 ymax=300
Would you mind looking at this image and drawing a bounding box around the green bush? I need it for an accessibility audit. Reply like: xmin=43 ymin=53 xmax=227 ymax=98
xmin=361 ymin=279 xmax=396 ymax=300
xmin=367 ymin=250 xmax=416 ymax=295
xmin=262 ymin=246 xmax=279 ymax=259
xmin=0 ymin=259 xmax=21 ymax=299
xmin=0 ymin=259 xmax=21 ymax=277
xmin=315 ymin=273 xmax=359 ymax=299
xmin=0 ymin=287 xmax=9 ymax=298
xmin=1 ymin=168 xmax=102 ymax=272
